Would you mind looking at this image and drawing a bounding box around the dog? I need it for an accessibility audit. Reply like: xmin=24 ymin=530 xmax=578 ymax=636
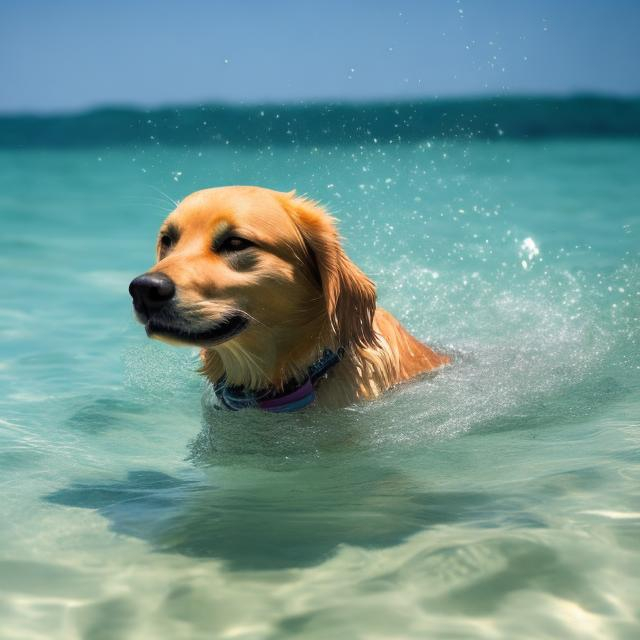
xmin=129 ymin=186 xmax=449 ymax=411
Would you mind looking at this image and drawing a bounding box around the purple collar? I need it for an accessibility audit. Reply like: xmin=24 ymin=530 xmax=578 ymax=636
xmin=214 ymin=348 xmax=344 ymax=413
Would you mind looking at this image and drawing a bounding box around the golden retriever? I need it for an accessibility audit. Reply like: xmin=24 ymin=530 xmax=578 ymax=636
xmin=129 ymin=186 xmax=449 ymax=410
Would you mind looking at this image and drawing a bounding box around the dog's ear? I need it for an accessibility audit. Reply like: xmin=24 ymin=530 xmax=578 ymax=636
xmin=282 ymin=194 xmax=378 ymax=349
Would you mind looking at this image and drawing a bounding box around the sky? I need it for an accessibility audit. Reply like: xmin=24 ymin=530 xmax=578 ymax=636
xmin=1 ymin=0 xmax=639 ymax=113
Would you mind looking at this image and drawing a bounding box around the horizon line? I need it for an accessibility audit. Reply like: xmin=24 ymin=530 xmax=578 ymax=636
xmin=2 ymin=91 xmax=640 ymax=119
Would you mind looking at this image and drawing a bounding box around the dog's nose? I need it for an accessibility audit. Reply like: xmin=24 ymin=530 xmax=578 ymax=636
xmin=129 ymin=272 xmax=176 ymax=314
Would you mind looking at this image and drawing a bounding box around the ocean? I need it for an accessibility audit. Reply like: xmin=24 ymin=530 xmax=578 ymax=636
xmin=0 ymin=118 xmax=639 ymax=638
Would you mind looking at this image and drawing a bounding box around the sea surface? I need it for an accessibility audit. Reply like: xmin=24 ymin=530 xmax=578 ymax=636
xmin=0 ymin=137 xmax=639 ymax=639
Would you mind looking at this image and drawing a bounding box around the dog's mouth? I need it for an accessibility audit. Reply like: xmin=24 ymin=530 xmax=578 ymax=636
xmin=145 ymin=313 xmax=249 ymax=346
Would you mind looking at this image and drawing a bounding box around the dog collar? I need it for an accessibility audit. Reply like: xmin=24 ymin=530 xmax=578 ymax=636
xmin=214 ymin=347 xmax=345 ymax=413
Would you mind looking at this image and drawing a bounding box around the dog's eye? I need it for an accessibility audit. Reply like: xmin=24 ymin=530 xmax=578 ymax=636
xmin=218 ymin=236 xmax=254 ymax=252
xmin=160 ymin=234 xmax=173 ymax=248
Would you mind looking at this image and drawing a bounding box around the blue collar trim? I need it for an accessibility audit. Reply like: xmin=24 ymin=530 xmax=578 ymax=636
xmin=214 ymin=347 xmax=345 ymax=413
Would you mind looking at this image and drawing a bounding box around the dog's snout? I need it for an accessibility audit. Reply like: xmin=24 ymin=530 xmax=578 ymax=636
xmin=129 ymin=272 xmax=176 ymax=314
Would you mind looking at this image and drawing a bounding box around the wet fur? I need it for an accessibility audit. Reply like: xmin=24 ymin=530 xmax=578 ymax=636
xmin=145 ymin=186 xmax=449 ymax=408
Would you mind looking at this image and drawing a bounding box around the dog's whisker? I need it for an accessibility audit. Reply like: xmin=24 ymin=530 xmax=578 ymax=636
xmin=185 ymin=302 xmax=272 ymax=332
xmin=146 ymin=185 xmax=180 ymax=209
xmin=116 ymin=196 xmax=176 ymax=213
xmin=236 ymin=310 xmax=270 ymax=331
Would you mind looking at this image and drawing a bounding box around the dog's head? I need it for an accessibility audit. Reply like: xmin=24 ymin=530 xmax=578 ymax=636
xmin=129 ymin=186 xmax=377 ymax=366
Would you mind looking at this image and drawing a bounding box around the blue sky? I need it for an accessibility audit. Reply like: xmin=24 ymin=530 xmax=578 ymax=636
xmin=1 ymin=0 xmax=639 ymax=112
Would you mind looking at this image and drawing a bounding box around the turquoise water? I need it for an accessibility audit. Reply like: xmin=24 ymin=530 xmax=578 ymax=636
xmin=1 ymin=139 xmax=639 ymax=639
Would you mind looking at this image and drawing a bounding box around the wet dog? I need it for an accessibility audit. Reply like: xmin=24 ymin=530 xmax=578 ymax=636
xmin=129 ymin=186 xmax=449 ymax=410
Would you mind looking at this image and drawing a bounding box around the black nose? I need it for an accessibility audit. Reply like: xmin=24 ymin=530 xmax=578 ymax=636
xmin=129 ymin=272 xmax=175 ymax=315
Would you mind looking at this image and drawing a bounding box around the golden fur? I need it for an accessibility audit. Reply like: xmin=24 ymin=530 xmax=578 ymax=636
xmin=140 ymin=186 xmax=449 ymax=408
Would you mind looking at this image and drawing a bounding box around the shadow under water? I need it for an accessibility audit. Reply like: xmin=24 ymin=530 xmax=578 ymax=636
xmin=45 ymin=461 xmax=544 ymax=571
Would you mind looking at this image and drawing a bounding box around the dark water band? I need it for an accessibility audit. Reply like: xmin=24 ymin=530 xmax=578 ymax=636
xmin=2 ymin=96 xmax=639 ymax=148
